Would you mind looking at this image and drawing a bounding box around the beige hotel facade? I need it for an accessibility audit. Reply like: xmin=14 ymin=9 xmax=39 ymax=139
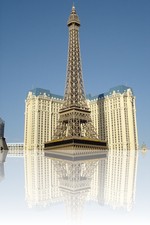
xmin=24 ymin=85 xmax=138 ymax=150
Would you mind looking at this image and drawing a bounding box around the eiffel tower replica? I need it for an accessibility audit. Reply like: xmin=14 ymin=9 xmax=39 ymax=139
xmin=44 ymin=6 xmax=107 ymax=151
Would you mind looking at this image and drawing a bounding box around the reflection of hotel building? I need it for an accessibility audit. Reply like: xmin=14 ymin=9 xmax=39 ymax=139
xmin=24 ymin=85 xmax=138 ymax=150
xmin=105 ymin=149 xmax=138 ymax=211
xmin=24 ymin=149 xmax=107 ymax=219
xmin=87 ymin=149 xmax=138 ymax=211
xmin=88 ymin=158 xmax=107 ymax=205
xmin=7 ymin=143 xmax=24 ymax=157
xmin=24 ymin=149 xmax=138 ymax=213
xmin=24 ymin=150 xmax=61 ymax=208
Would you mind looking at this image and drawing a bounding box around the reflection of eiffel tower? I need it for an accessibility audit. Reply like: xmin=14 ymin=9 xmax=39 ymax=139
xmin=44 ymin=6 xmax=107 ymax=150
xmin=53 ymin=160 xmax=93 ymax=223
xmin=48 ymin=150 xmax=107 ymax=224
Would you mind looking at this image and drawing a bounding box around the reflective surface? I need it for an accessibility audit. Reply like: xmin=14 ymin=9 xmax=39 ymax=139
xmin=0 ymin=149 xmax=150 ymax=225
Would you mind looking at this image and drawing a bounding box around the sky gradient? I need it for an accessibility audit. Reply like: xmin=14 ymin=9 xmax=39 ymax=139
xmin=0 ymin=0 xmax=150 ymax=147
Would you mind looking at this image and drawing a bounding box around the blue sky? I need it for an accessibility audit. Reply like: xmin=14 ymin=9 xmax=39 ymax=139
xmin=0 ymin=0 xmax=150 ymax=147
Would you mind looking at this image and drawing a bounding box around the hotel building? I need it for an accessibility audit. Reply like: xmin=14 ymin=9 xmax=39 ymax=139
xmin=24 ymin=85 xmax=138 ymax=150
xmin=24 ymin=88 xmax=63 ymax=150
xmin=88 ymin=85 xmax=138 ymax=150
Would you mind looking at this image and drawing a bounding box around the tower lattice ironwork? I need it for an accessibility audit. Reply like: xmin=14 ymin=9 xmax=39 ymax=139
xmin=52 ymin=156 xmax=99 ymax=223
xmin=44 ymin=6 xmax=107 ymax=150
xmin=53 ymin=6 xmax=98 ymax=140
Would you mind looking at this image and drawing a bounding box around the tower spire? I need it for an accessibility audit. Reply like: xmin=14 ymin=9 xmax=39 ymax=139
xmin=63 ymin=5 xmax=87 ymax=111
xmin=51 ymin=6 xmax=98 ymax=140
xmin=68 ymin=4 xmax=80 ymax=27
